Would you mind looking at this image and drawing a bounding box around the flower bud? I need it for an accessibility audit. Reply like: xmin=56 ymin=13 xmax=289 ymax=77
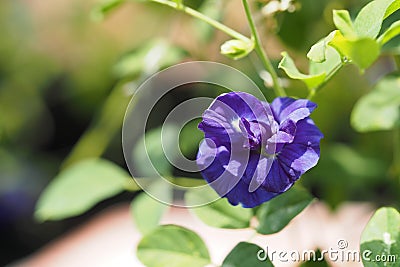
xmin=220 ymin=39 xmax=254 ymax=60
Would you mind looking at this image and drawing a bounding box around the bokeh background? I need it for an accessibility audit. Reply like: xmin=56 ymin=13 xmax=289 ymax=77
xmin=0 ymin=0 xmax=399 ymax=265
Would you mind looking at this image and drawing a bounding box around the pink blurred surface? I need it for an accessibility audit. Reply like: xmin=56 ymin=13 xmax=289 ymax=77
xmin=16 ymin=202 xmax=373 ymax=267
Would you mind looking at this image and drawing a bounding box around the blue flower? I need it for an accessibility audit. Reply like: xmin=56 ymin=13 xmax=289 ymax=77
xmin=196 ymin=92 xmax=323 ymax=208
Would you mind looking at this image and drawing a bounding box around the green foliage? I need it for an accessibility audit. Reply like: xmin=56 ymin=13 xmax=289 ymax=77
xmin=353 ymin=0 xmax=395 ymax=38
xmin=282 ymin=0 xmax=400 ymax=90
xmin=279 ymin=52 xmax=326 ymax=89
xmin=329 ymin=31 xmax=380 ymax=70
xmin=299 ymin=250 xmax=329 ymax=266
xmin=113 ymin=40 xmax=186 ymax=79
xmin=378 ymin=20 xmax=400 ymax=45
xmin=185 ymin=189 xmax=253 ymax=229
xmin=179 ymin=119 xmax=203 ymax=157
xmin=333 ymin=10 xmax=356 ymax=38
xmin=302 ymin=144 xmax=387 ymax=208
xmin=137 ymin=225 xmax=211 ymax=267
xmin=132 ymin=124 xmax=180 ymax=177
xmin=35 ymin=158 xmax=137 ymax=222
xmin=255 ymin=186 xmax=314 ymax=235
xmin=24 ymin=0 xmax=400 ymax=265
xmin=385 ymin=0 xmax=400 ymax=18
xmin=130 ymin=181 xmax=171 ymax=234
xmin=307 ymin=31 xmax=337 ymax=63
xmin=360 ymin=207 xmax=400 ymax=267
xmin=221 ymin=242 xmax=274 ymax=267
xmin=351 ymin=76 xmax=400 ymax=132
xmin=308 ymin=46 xmax=342 ymax=77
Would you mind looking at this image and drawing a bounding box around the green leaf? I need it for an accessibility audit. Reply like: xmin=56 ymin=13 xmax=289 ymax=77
xmin=279 ymin=52 xmax=326 ymax=89
xmin=256 ymin=186 xmax=314 ymax=235
xmin=91 ymin=0 xmax=126 ymax=21
xmin=132 ymin=124 xmax=180 ymax=177
xmin=384 ymin=0 xmax=400 ymax=18
xmin=307 ymin=31 xmax=337 ymax=63
xmin=333 ymin=10 xmax=356 ymax=38
xmin=360 ymin=207 xmax=400 ymax=267
xmin=113 ymin=40 xmax=186 ymax=79
xmin=309 ymin=45 xmax=342 ymax=76
xmin=185 ymin=188 xmax=253 ymax=229
xmin=35 ymin=158 xmax=136 ymax=221
xmin=166 ymin=177 xmax=207 ymax=187
xmin=130 ymin=181 xmax=171 ymax=234
xmin=351 ymin=76 xmax=400 ymax=132
xmin=378 ymin=20 xmax=400 ymax=45
xmin=137 ymin=225 xmax=211 ymax=267
xmin=220 ymin=39 xmax=254 ymax=60
xmin=329 ymin=31 xmax=380 ymax=70
xmin=179 ymin=118 xmax=203 ymax=157
xmin=222 ymin=242 xmax=274 ymax=267
xmin=299 ymin=249 xmax=330 ymax=267
xmin=354 ymin=0 xmax=395 ymax=38
xmin=300 ymin=250 xmax=329 ymax=266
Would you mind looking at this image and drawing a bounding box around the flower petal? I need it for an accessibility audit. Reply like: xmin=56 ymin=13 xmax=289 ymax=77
xmin=224 ymin=180 xmax=279 ymax=208
xmin=271 ymin=97 xmax=317 ymax=124
xmin=261 ymin=160 xmax=295 ymax=193
xmin=278 ymin=143 xmax=320 ymax=176
xmin=216 ymin=92 xmax=272 ymax=122
xmin=292 ymin=118 xmax=324 ymax=145
xmin=197 ymin=139 xmax=250 ymax=197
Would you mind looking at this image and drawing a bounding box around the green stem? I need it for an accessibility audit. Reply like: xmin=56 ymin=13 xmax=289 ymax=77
xmin=307 ymin=62 xmax=344 ymax=99
xmin=150 ymin=0 xmax=250 ymax=43
xmin=242 ymin=0 xmax=286 ymax=97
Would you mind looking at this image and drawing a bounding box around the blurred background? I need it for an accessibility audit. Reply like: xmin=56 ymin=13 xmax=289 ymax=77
xmin=0 ymin=0 xmax=399 ymax=265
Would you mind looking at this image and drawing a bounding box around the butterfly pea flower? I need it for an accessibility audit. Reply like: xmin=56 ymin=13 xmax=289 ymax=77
xmin=196 ymin=92 xmax=323 ymax=208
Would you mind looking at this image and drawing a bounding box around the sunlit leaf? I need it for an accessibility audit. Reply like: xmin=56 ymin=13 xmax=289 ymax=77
xmin=222 ymin=242 xmax=274 ymax=267
xmin=354 ymin=0 xmax=395 ymax=38
xmin=333 ymin=10 xmax=356 ymax=38
xmin=351 ymin=76 xmax=400 ymax=132
xmin=279 ymin=52 xmax=326 ymax=89
xmin=309 ymin=45 xmax=342 ymax=76
xmin=378 ymin=20 xmax=400 ymax=45
xmin=360 ymin=207 xmax=400 ymax=267
xmin=256 ymin=186 xmax=314 ymax=235
xmin=384 ymin=0 xmax=400 ymax=18
xmin=137 ymin=225 xmax=211 ymax=267
xmin=329 ymin=31 xmax=380 ymax=70
xmin=185 ymin=188 xmax=253 ymax=229
xmin=35 ymin=158 xmax=136 ymax=221
xmin=307 ymin=31 xmax=337 ymax=63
